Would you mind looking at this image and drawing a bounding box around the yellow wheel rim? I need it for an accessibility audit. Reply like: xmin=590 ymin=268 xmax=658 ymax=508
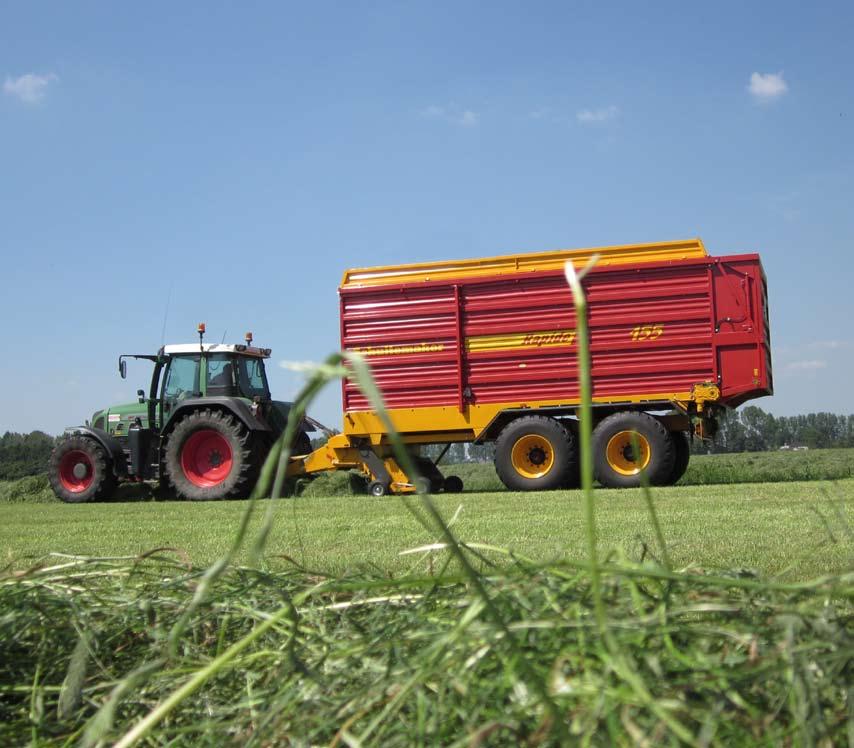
xmin=510 ymin=434 xmax=555 ymax=479
xmin=605 ymin=430 xmax=651 ymax=476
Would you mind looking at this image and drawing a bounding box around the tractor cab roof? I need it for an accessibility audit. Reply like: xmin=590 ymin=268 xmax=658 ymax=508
xmin=159 ymin=344 xmax=272 ymax=358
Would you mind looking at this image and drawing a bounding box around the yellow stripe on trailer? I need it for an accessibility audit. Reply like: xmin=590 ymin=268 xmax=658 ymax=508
xmin=340 ymin=238 xmax=708 ymax=288
xmin=465 ymin=329 xmax=577 ymax=353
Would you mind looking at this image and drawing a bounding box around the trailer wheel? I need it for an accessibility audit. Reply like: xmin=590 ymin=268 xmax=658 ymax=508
xmin=414 ymin=456 xmax=445 ymax=493
xmin=368 ymin=480 xmax=389 ymax=497
xmin=443 ymin=475 xmax=464 ymax=493
xmin=165 ymin=409 xmax=254 ymax=500
xmin=668 ymin=431 xmax=691 ymax=485
xmin=495 ymin=416 xmax=576 ymax=491
xmin=48 ymin=435 xmax=116 ymax=503
xmin=592 ymin=412 xmax=675 ymax=488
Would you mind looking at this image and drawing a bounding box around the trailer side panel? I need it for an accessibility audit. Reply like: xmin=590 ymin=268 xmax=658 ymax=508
xmin=340 ymin=253 xmax=771 ymax=438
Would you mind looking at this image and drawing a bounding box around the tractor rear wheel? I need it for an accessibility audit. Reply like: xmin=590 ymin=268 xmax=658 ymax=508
xmin=165 ymin=409 xmax=254 ymax=500
xmin=592 ymin=412 xmax=675 ymax=488
xmin=495 ymin=416 xmax=576 ymax=491
xmin=48 ymin=435 xmax=116 ymax=503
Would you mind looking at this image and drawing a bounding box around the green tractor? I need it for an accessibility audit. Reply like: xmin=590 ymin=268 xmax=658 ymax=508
xmin=48 ymin=326 xmax=319 ymax=502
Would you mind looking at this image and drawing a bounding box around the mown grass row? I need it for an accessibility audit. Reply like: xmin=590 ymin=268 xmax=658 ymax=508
xmin=4 ymin=447 xmax=853 ymax=504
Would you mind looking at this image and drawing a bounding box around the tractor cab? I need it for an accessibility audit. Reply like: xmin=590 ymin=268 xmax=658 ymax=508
xmin=153 ymin=341 xmax=274 ymax=429
xmin=105 ymin=330 xmax=275 ymax=436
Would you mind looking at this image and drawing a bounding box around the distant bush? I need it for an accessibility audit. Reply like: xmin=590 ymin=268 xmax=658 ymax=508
xmin=0 ymin=431 xmax=56 ymax=480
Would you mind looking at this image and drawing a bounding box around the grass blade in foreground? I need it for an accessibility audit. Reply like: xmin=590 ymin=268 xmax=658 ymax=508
xmin=564 ymin=257 xmax=694 ymax=742
xmin=3 ymin=555 xmax=853 ymax=746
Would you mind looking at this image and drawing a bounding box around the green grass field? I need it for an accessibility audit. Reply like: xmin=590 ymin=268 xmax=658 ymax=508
xmin=3 ymin=440 xmax=853 ymax=738
xmin=3 ymin=473 xmax=853 ymax=745
xmin=3 ymin=478 xmax=852 ymax=580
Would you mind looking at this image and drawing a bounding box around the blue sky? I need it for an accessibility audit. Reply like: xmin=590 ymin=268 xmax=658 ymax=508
xmin=1 ymin=1 xmax=852 ymax=434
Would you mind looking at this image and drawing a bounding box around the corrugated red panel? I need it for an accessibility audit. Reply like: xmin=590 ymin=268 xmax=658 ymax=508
xmin=340 ymin=254 xmax=772 ymax=415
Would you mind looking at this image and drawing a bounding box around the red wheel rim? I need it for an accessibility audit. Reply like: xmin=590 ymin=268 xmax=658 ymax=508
xmin=58 ymin=450 xmax=95 ymax=493
xmin=181 ymin=429 xmax=234 ymax=488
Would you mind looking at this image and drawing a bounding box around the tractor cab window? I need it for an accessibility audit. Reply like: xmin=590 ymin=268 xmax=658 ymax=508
xmin=163 ymin=356 xmax=200 ymax=401
xmin=236 ymin=356 xmax=270 ymax=400
xmin=206 ymin=354 xmax=237 ymax=396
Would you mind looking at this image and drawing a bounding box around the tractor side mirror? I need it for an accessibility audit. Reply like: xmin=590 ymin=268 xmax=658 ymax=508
xmin=137 ymin=389 xmax=145 ymax=404
xmin=119 ymin=359 xmax=127 ymax=379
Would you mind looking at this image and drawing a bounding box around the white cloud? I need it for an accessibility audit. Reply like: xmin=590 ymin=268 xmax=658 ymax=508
xmin=3 ymin=72 xmax=58 ymax=104
xmin=420 ymin=104 xmax=479 ymax=127
xmin=576 ymin=105 xmax=619 ymax=124
xmin=784 ymin=359 xmax=827 ymax=372
xmin=748 ymin=71 xmax=788 ymax=103
xmin=458 ymin=110 xmax=478 ymax=127
xmin=420 ymin=105 xmax=445 ymax=118
xmin=808 ymin=340 xmax=850 ymax=350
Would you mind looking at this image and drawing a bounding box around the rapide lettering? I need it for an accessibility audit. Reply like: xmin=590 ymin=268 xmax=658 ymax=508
xmin=522 ymin=331 xmax=576 ymax=347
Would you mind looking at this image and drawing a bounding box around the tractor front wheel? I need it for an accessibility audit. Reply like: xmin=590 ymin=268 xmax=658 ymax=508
xmin=48 ymin=435 xmax=116 ymax=503
xmin=165 ymin=410 xmax=254 ymax=500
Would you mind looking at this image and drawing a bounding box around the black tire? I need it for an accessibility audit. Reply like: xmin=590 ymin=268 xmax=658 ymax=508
xmin=443 ymin=475 xmax=464 ymax=493
xmin=164 ymin=409 xmax=254 ymax=500
xmin=292 ymin=431 xmax=312 ymax=456
xmin=668 ymin=431 xmax=691 ymax=485
xmin=413 ymin=456 xmax=444 ymax=493
xmin=562 ymin=469 xmax=582 ymax=489
xmin=592 ymin=412 xmax=675 ymax=488
xmin=560 ymin=421 xmax=581 ymax=489
xmin=48 ymin=435 xmax=116 ymax=503
xmin=494 ymin=416 xmax=576 ymax=491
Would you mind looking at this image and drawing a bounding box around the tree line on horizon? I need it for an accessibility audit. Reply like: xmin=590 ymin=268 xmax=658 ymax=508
xmin=2 ymin=405 xmax=853 ymax=480
xmin=701 ymin=406 xmax=854 ymax=454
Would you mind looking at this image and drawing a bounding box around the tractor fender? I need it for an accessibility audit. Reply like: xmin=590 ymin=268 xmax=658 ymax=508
xmin=62 ymin=426 xmax=129 ymax=476
xmin=162 ymin=397 xmax=272 ymax=436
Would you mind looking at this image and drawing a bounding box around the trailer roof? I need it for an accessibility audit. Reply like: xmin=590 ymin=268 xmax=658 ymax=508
xmin=340 ymin=238 xmax=708 ymax=289
xmin=160 ymin=344 xmax=271 ymax=357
